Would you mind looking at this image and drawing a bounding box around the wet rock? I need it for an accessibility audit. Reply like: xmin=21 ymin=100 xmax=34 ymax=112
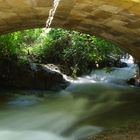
xmin=116 ymin=61 xmax=128 ymax=68
xmin=127 ymin=77 xmax=140 ymax=87
xmin=0 ymin=62 xmax=69 ymax=91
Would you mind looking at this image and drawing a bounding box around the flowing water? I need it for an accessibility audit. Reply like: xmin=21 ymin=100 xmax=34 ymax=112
xmin=2 ymin=2 xmax=139 ymax=139
xmin=39 ymin=0 xmax=61 ymax=41
xmin=46 ymin=0 xmax=61 ymax=29
xmin=0 ymin=59 xmax=140 ymax=140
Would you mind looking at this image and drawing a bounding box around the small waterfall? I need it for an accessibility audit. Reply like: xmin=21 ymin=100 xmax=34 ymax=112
xmin=39 ymin=0 xmax=61 ymax=39
xmin=46 ymin=0 xmax=61 ymax=29
xmin=67 ymin=56 xmax=137 ymax=85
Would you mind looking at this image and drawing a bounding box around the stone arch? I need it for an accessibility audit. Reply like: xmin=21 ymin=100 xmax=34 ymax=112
xmin=0 ymin=0 xmax=140 ymax=59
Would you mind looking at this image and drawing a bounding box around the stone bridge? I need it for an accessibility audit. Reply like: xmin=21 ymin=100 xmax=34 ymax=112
xmin=0 ymin=0 xmax=140 ymax=60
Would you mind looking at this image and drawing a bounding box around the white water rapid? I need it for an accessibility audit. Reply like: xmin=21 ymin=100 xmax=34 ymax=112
xmin=67 ymin=56 xmax=137 ymax=86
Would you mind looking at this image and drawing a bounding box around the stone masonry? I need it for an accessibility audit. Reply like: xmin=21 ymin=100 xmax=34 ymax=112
xmin=0 ymin=0 xmax=140 ymax=60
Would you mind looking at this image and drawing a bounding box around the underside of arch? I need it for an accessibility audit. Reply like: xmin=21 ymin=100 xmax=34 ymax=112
xmin=0 ymin=0 xmax=140 ymax=59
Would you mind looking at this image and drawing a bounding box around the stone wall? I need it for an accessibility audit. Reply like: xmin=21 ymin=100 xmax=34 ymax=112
xmin=0 ymin=0 xmax=140 ymax=59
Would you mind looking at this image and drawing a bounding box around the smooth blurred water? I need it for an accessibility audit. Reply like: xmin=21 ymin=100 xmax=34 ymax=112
xmin=0 ymin=58 xmax=140 ymax=140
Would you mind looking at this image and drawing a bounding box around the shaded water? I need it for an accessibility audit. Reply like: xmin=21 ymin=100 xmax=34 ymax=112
xmin=0 ymin=60 xmax=140 ymax=140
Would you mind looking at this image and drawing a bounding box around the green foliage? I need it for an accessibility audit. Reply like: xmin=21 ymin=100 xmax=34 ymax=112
xmin=0 ymin=28 xmax=126 ymax=76
xmin=0 ymin=32 xmax=22 ymax=61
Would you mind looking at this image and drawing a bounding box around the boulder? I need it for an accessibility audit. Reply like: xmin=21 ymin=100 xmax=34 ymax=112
xmin=127 ymin=77 xmax=140 ymax=87
xmin=116 ymin=61 xmax=128 ymax=68
xmin=0 ymin=61 xmax=69 ymax=90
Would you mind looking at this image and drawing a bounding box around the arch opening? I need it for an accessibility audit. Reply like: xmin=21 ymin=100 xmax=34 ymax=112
xmin=0 ymin=27 xmax=132 ymax=75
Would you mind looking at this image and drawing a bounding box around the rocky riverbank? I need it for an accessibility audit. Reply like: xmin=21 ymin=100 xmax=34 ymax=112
xmin=86 ymin=121 xmax=140 ymax=140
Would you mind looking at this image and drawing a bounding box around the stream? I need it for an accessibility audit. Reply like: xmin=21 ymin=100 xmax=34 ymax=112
xmin=0 ymin=58 xmax=140 ymax=140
